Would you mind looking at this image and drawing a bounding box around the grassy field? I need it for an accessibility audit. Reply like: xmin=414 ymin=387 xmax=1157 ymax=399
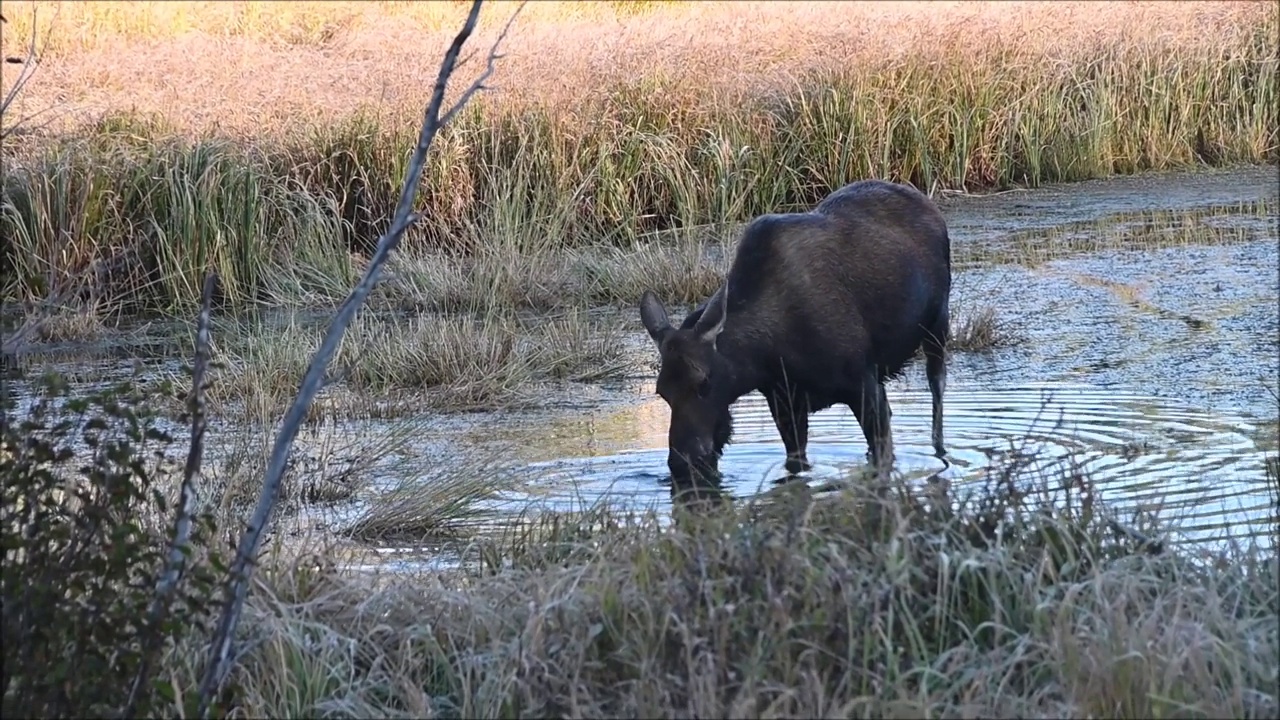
xmin=1 ymin=0 xmax=1276 ymax=316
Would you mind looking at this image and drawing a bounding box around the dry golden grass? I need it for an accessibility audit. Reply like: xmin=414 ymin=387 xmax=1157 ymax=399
xmin=1 ymin=1 xmax=1268 ymax=140
xmin=1 ymin=0 xmax=1274 ymax=317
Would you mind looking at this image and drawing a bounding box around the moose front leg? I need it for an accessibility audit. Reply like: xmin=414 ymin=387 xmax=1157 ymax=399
xmin=765 ymin=385 xmax=811 ymax=474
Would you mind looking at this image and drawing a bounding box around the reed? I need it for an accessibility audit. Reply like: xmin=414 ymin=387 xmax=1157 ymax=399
xmin=2 ymin=1 xmax=1275 ymax=314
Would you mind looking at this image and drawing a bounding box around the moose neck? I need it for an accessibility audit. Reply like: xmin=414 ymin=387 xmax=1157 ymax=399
xmin=709 ymin=329 xmax=767 ymax=406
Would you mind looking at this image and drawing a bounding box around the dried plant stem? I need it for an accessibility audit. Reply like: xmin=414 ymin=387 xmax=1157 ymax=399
xmin=123 ymin=271 xmax=216 ymax=716
xmin=193 ymin=1 xmax=524 ymax=715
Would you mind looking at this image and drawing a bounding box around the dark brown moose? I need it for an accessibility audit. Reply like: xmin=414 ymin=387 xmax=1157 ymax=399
xmin=639 ymin=178 xmax=952 ymax=485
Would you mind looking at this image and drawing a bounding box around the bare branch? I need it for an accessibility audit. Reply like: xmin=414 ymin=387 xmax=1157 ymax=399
xmin=439 ymin=5 xmax=523 ymax=129
xmin=124 ymin=271 xmax=217 ymax=717
xmin=1 ymin=277 xmax=75 ymax=362
xmin=0 ymin=4 xmax=48 ymax=140
xmin=194 ymin=1 xmax=522 ymax=715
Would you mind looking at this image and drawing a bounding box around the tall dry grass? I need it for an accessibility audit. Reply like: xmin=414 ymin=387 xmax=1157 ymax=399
xmin=1 ymin=1 xmax=1276 ymax=314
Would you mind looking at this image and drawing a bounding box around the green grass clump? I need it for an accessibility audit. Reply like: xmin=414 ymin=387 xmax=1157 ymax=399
xmin=1 ymin=122 xmax=357 ymax=315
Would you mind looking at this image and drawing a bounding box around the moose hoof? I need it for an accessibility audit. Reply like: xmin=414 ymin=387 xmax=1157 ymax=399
xmin=785 ymin=455 xmax=812 ymax=474
xmin=865 ymin=450 xmax=895 ymax=468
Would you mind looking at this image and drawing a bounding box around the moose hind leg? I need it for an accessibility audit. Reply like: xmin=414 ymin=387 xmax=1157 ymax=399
xmin=923 ymin=308 xmax=949 ymax=458
xmin=848 ymin=371 xmax=894 ymax=469
xmin=765 ymin=385 xmax=811 ymax=474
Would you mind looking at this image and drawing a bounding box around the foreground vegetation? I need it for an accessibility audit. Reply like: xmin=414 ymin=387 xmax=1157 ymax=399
xmin=4 ymin=373 xmax=1278 ymax=718
xmin=1 ymin=1 xmax=1276 ymax=316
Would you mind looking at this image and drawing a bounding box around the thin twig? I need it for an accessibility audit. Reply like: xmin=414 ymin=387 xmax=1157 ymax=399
xmin=0 ymin=4 xmax=47 ymax=139
xmin=1 ymin=279 xmax=74 ymax=360
xmin=194 ymin=1 xmax=525 ymax=716
xmin=123 ymin=271 xmax=217 ymax=716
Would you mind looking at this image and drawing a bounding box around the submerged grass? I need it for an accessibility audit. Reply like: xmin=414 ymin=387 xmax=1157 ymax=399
xmin=204 ymin=413 xmax=436 ymax=515
xmin=954 ymin=199 xmax=1280 ymax=270
xmin=149 ymin=460 xmax=1280 ymax=719
xmin=1 ymin=1 xmax=1276 ymax=314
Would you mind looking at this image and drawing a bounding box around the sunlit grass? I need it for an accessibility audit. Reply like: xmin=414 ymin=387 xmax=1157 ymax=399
xmin=2 ymin=1 xmax=1275 ymax=314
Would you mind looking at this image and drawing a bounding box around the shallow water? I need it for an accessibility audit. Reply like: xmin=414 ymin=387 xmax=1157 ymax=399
xmin=470 ymin=166 xmax=1280 ymax=549
xmin=506 ymin=380 xmax=1273 ymax=544
xmin=5 ymin=165 xmax=1279 ymax=564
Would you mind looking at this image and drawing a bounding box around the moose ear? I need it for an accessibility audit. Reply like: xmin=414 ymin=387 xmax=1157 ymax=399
xmin=694 ymin=287 xmax=728 ymax=346
xmin=639 ymin=290 xmax=672 ymax=347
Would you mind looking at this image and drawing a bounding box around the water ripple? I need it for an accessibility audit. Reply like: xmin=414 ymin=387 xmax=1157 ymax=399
xmin=518 ymin=382 xmax=1275 ymax=546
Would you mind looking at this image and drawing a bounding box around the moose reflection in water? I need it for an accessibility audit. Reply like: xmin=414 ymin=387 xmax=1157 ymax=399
xmin=639 ymin=179 xmax=954 ymax=494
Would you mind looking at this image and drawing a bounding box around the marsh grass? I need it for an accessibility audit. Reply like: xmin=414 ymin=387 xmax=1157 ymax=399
xmin=373 ymin=229 xmax=730 ymax=315
xmin=942 ymin=272 xmax=1024 ymax=353
xmin=0 ymin=126 xmax=356 ymax=314
xmin=949 ymin=304 xmax=1012 ymax=352
xmin=577 ymin=232 xmax=731 ymax=307
xmin=2 ymin=1 xmax=1275 ymax=313
xmin=29 ymin=305 xmax=109 ymax=344
xmin=193 ymin=308 xmax=634 ymax=421
xmin=344 ymin=457 xmax=520 ymax=544
xmin=154 ymin=460 xmax=1280 ymax=719
xmin=204 ymin=414 xmax=434 ymax=515
xmin=7 ymin=362 xmax=1277 ymax=717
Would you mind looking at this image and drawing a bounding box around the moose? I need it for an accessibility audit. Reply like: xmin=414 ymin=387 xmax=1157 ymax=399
xmin=638 ymin=178 xmax=952 ymax=485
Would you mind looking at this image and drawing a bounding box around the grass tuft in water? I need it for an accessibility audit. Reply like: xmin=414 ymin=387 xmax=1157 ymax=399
xmin=206 ymin=414 xmax=435 ymax=516
xmin=187 ymin=309 xmax=634 ymax=421
xmin=949 ymin=304 xmax=1018 ymax=353
xmin=344 ymin=458 xmax=517 ymax=544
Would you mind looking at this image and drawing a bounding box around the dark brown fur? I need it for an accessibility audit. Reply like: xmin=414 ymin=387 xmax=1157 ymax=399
xmin=639 ymin=179 xmax=952 ymax=483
